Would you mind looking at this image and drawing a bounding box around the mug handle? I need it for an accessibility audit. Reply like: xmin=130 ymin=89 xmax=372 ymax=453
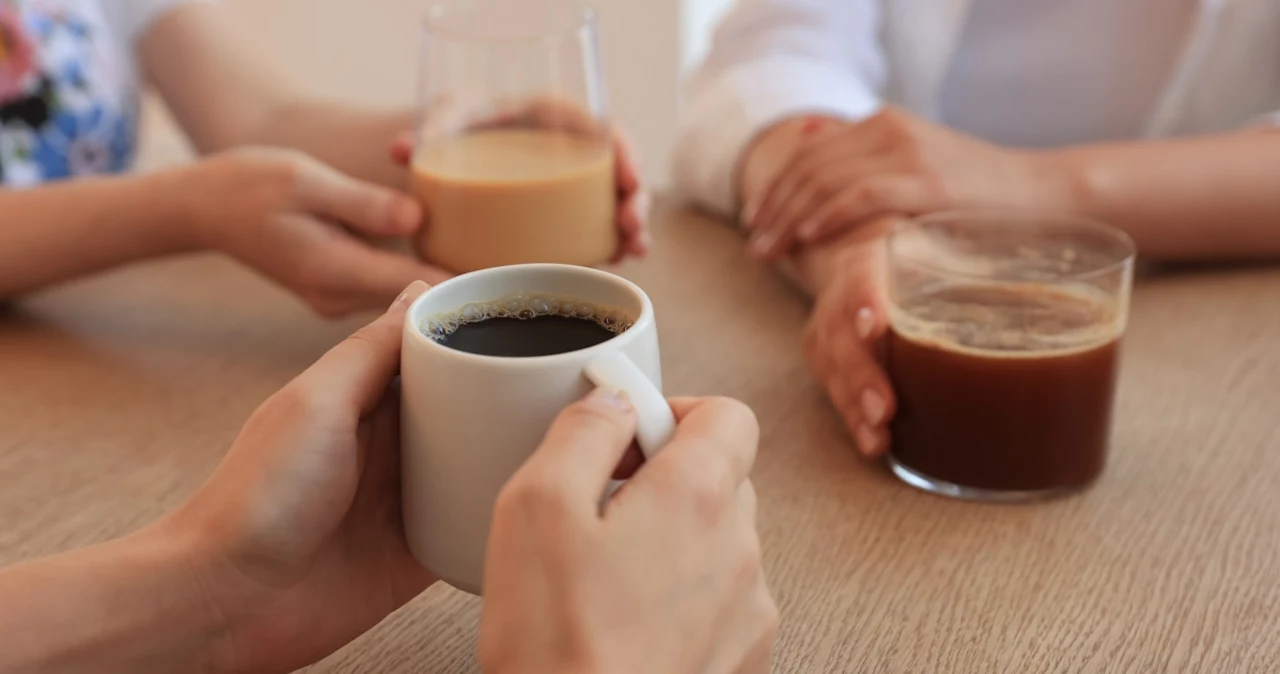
xmin=584 ymin=352 xmax=677 ymax=501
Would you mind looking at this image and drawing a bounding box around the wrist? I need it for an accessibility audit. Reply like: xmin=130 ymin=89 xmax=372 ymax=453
xmin=793 ymin=218 xmax=893 ymax=297
xmin=0 ymin=520 xmax=239 ymax=674
xmin=1027 ymin=148 xmax=1097 ymax=216
xmin=123 ymin=167 xmax=209 ymax=254
xmin=130 ymin=518 xmax=244 ymax=674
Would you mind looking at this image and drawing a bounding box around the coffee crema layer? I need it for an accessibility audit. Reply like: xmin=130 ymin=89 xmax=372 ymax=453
xmin=421 ymin=292 xmax=634 ymax=342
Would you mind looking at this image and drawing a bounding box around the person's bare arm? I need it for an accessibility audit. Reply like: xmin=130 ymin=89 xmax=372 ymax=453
xmin=0 ymin=151 xmax=445 ymax=310
xmin=0 ymin=525 xmax=229 ymax=674
xmin=0 ymin=173 xmax=194 ymax=298
xmin=740 ymin=113 xmax=1280 ymax=263
xmin=138 ymin=3 xmax=410 ymax=189
xmin=1049 ymin=131 xmax=1280 ymax=260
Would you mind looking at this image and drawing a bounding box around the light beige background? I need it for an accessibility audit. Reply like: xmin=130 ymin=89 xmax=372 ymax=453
xmin=141 ymin=0 xmax=732 ymax=185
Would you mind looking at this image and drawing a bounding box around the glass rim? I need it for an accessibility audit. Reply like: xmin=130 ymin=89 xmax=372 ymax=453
xmin=888 ymin=209 xmax=1137 ymax=284
xmin=423 ymin=0 xmax=596 ymax=43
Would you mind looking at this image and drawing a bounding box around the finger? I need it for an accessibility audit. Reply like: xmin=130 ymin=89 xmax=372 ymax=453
xmin=353 ymin=383 xmax=401 ymax=505
xmin=614 ymin=128 xmax=642 ymax=196
xmin=749 ymin=179 xmax=826 ymax=260
xmin=637 ymin=396 xmax=760 ymax=494
xmin=518 ymin=388 xmax=640 ymax=508
xmin=797 ymin=177 xmax=934 ymax=244
xmin=474 ymin=96 xmax=608 ymax=140
xmin=789 ymin=115 xmax=893 ymax=179
xmin=742 ymin=120 xmax=847 ymax=231
xmin=294 ymin=281 xmax=429 ymax=415
xmin=313 ymin=235 xmax=452 ymax=310
xmin=747 ymin=112 xmax=894 ymax=236
xmin=828 ymin=316 xmax=894 ymax=458
xmin=614 ymin=191 xmax=651 ymax=261
xmin=390 ymin=133 xmax=414 ymax=167
xmin=737 ymin=480 xmax=759 ymax=526
xmin=752 ymin=143 xmax=899 ymax=259
xmin=293 ymin=159 xmax=422 ymax=237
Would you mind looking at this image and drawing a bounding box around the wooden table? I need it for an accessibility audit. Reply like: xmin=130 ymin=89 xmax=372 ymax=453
xmin=3 ymin=206 xmax=1279 ymax=673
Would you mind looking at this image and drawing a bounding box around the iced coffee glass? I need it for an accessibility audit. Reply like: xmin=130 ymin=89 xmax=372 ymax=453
xmin=412 ymin=0 xmax=614 ymax=273
xmin=885 ymin=211 xmax=1136 ymax=501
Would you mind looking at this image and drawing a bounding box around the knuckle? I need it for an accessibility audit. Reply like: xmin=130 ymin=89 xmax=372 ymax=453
xmin=673 ymin=454 xmax=736 ymax=524
xmin=344 ymin=320 xmax=391 ymax=350
xmin=880 ymin=109 xmax=910 ymax=136
xmin=255 ymin=149 xmax=309 ymax=195
xmin=707 ymin=396 xmax=759 ymax=438
xmin=849 ymin=181 xmax=886 ymax=210
xmin=269 ymin=381 xmax=331 ymax=422
xmin=918 ymin=170 xmax=949 ymax=202
xmin=558 ymin=398 xmax=627 ymax=432
xmin=496 ymin=470 xmax=573 ymax=520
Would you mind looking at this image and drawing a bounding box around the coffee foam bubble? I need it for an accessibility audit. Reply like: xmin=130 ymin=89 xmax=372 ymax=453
xmin=421 ymin=292 xmax=634 ymax=341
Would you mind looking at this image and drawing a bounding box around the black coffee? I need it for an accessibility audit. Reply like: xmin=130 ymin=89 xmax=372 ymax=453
xmin=424 ymin=294 xmax=632 ymax=358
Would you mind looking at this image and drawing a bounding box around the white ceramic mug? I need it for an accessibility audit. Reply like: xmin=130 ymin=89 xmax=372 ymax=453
xmin=401 ymin=264 xmax=675 ymax=594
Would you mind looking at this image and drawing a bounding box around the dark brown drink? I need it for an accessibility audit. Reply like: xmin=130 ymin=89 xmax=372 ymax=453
xmin=887 ymin=284 xmax=1122 ymax=494
xmin=423 ymin=293 xmax=632 ymax=358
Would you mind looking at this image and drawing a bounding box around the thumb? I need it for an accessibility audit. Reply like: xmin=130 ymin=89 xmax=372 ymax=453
xmin=516 ymin=388 xmax=638 ymax=511
xmin=293 ymin=157 xmax=421 ymax=237
xmin=294 ymin=281 xmax=430 ymax=415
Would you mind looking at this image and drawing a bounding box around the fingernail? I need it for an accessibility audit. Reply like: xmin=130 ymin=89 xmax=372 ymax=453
xmin=390 ymin=280 xmax=430 ymax=311
xmin=740 ymin=201 xmax=760 ymax=228
xmin=392 ymin=197 xmax=421 ymax=231
xmin=750 ymin=230 xmax=778 ymax=256
xmin=587 ymin=387 xmax=632 ymax=412
xmin=861 ymin=389 xmax=887 ymax=425
xmin=855 ymin=307 xmax=876 ymax=339
xmin=855 ymin=423 xmax=880 ymax=457
xmin=800 ymin=117 xmax=826 ymax=135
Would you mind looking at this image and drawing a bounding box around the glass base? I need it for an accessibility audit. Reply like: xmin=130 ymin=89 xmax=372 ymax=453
xmin=887 ymin=454 xmax=1091 ymax=503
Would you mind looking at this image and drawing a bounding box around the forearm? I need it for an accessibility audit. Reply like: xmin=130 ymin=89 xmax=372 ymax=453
xmin=1044 ymin=130 xmax=1280 ymax=260
xmin=0 ymin=524 xmax=227 ymax=674
xmin=0 ymin=172 xmax=195 ymax=298
xmin=140 ymin=3 xmax=411 ymax=190
xmin=241 ymin=103 xmax=412 ymax=189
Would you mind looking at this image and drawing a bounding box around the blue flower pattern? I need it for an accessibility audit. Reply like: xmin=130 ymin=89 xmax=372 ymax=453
xmin=0 ymin=1 xmax=138 ymax=187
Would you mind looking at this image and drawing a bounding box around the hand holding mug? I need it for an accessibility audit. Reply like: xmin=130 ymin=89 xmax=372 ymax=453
xmin=480 ymin=393 xmax=777 ymax=674
xmin=160 ymin=281 xmax=436 ymax=673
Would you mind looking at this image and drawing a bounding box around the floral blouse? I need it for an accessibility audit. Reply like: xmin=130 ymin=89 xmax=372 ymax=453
xmin=0 ymin=0 xmax=192 ymax=187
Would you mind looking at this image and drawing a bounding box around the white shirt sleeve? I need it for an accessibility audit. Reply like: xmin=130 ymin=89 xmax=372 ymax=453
xmin=103 ymin=0 xmax=210 ymax=46
xmin=673 ymin=0 xmax=887 ymax=216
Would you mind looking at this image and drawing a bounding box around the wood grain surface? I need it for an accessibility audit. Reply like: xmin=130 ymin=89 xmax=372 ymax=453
xmin=2 ymin=206 xmax=1279 ymax=673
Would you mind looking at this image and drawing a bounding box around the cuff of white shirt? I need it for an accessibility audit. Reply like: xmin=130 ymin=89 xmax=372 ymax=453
xmin=673 ymin=56 xmax=881 ymax=217
xmin=1248 ymin=110 xmax=1280 ymax=127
